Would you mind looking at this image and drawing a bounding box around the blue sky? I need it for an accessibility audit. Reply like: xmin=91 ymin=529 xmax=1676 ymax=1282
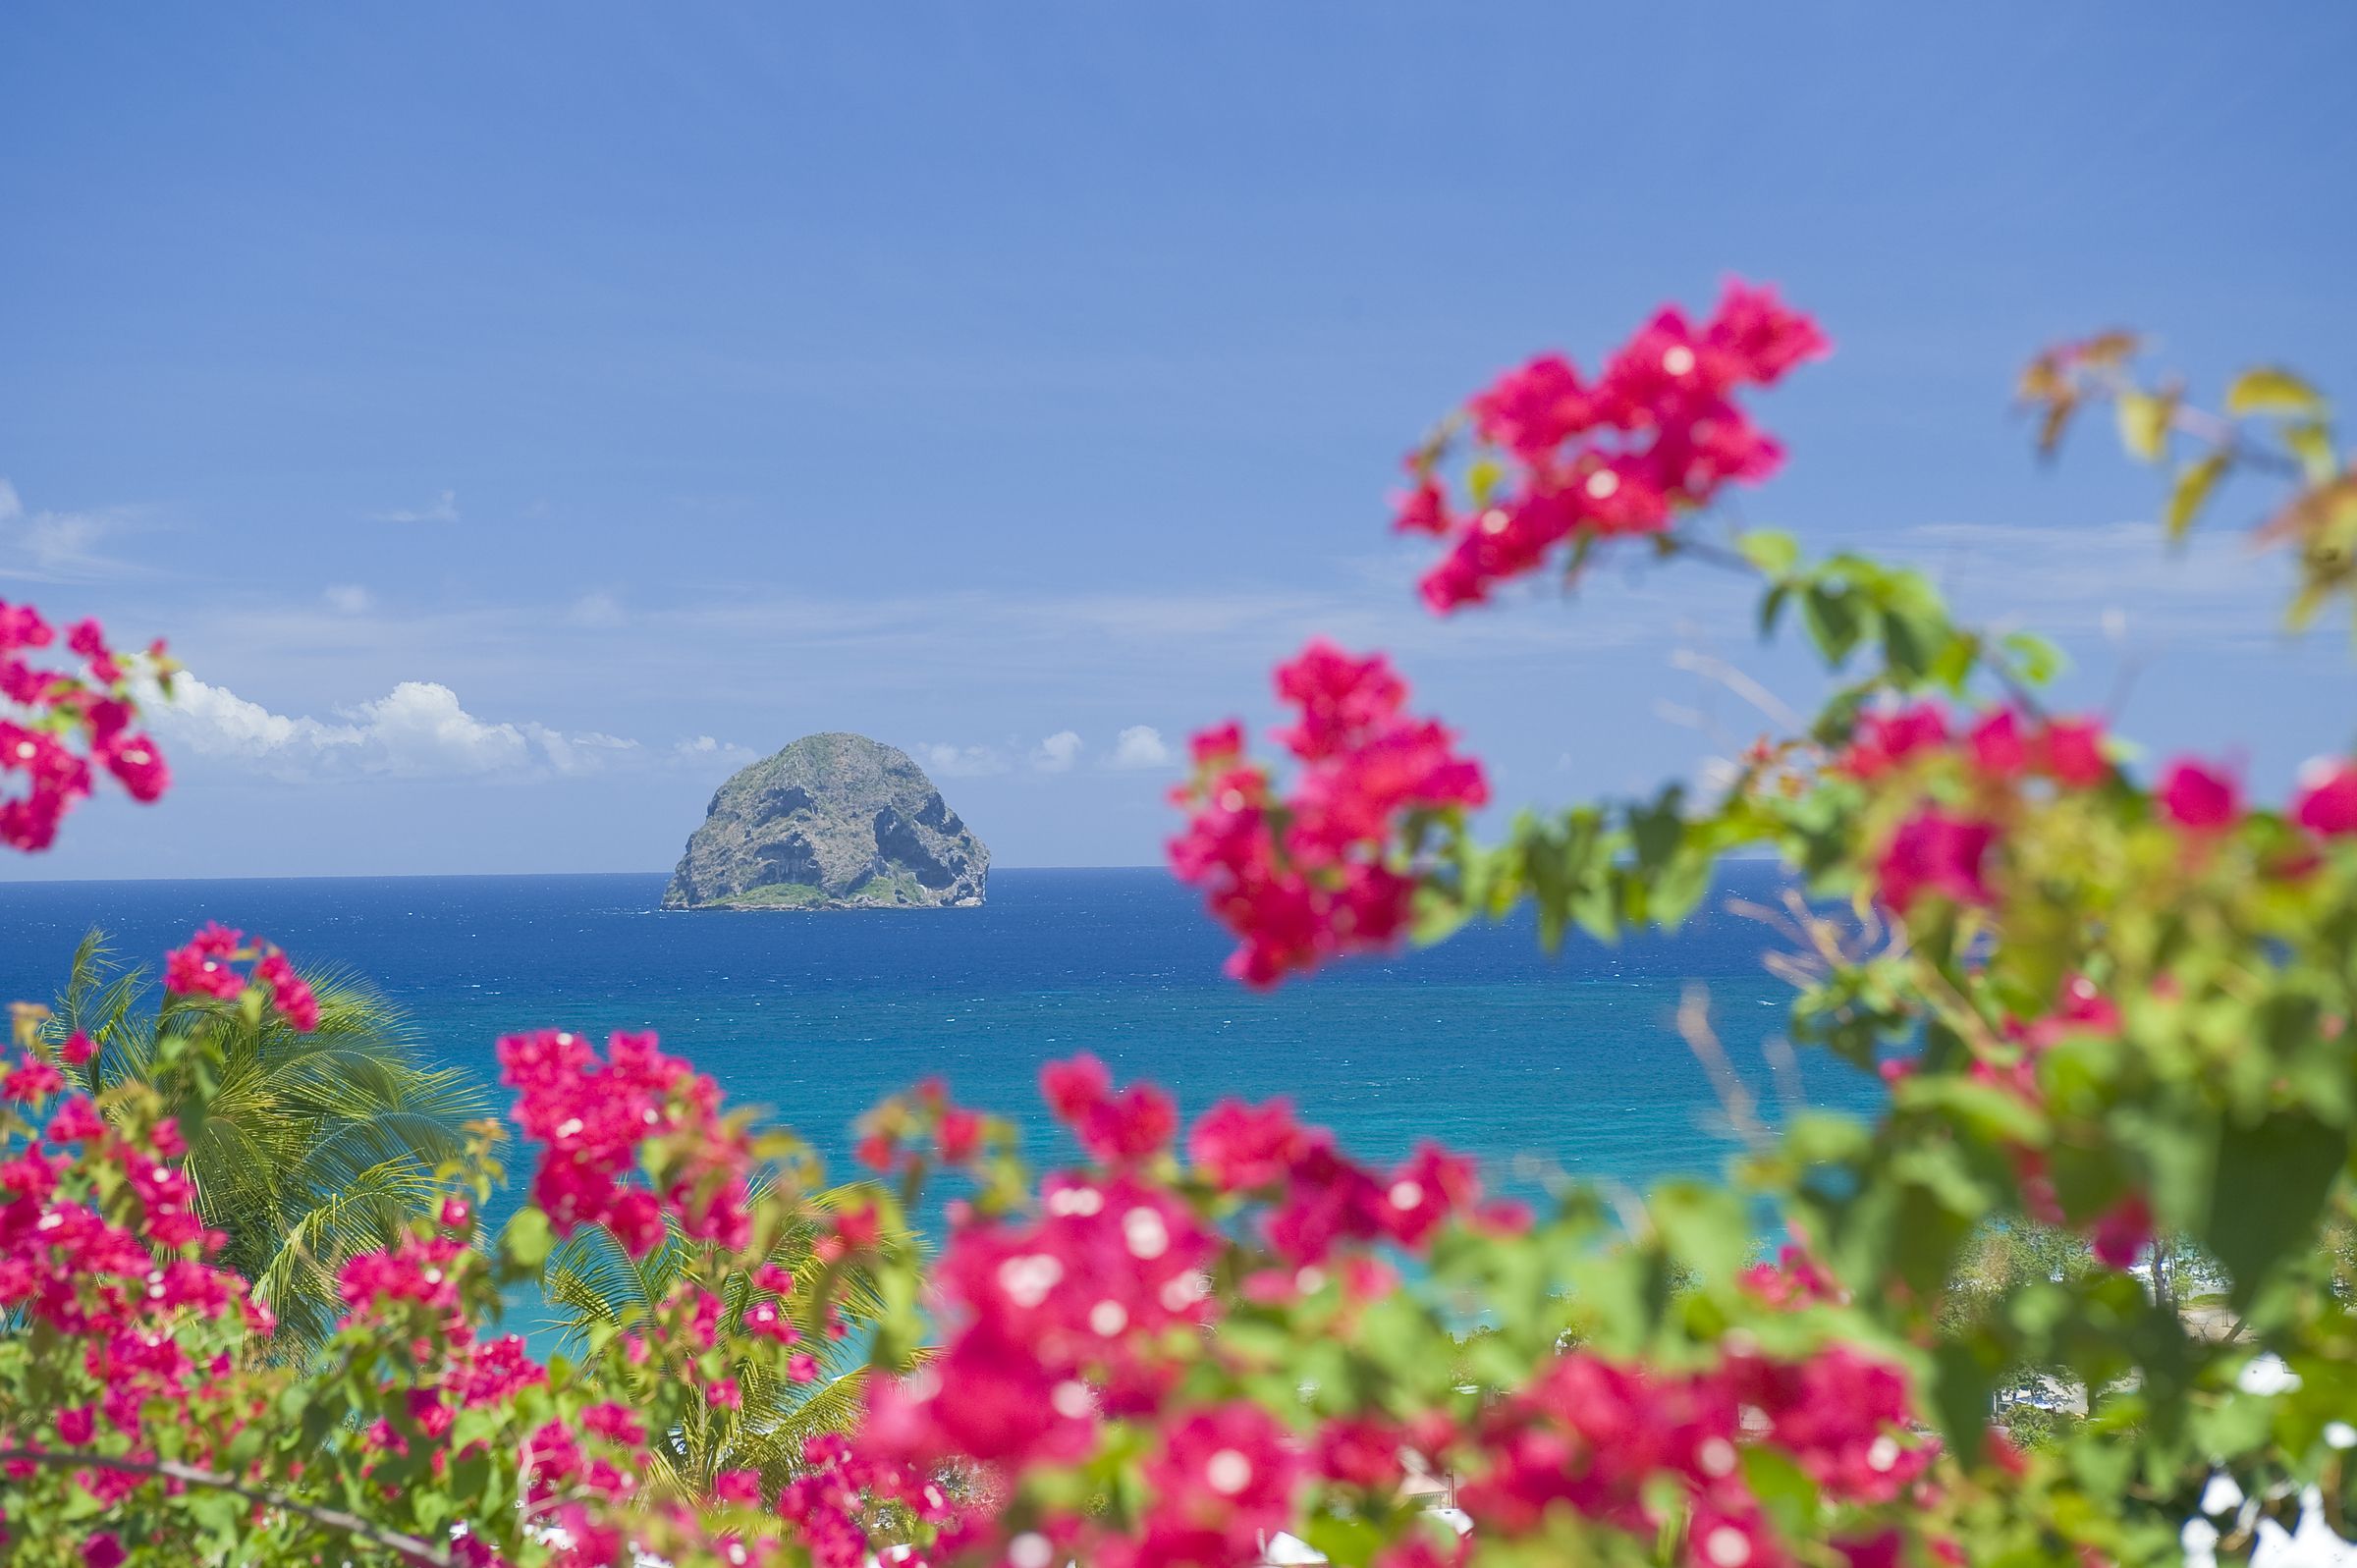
xmin=4 ymin=3 xmax=2354 ymax=879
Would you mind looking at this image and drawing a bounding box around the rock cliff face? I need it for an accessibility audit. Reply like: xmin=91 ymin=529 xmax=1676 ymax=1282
xmin=661 ymin=733 xmax=988 ymax=910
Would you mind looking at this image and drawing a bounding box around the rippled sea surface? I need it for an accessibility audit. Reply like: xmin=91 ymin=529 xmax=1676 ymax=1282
xmin=0 ymin=865 xmax=1880 ymax=1189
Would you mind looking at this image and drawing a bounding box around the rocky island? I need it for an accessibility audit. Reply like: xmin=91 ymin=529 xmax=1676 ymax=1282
xmin=661 ymin=732 xmax=988 ymax=910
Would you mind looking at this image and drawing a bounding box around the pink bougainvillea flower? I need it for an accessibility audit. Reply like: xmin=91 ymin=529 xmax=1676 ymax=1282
xmin=162 ymin=923 xmax=249 ymax=1001
xmin=2293 ymin=757 xmax=2357 ymax=838
xmin=1966 ymin=708 xmax=2029 ymax=778
xmin=496 ymin=1027 xmax=752 ymax=1257
xmin=0 ymin=603 xmax=171 ymax=855
xmin=1467 ymin=352 xmax=1598 ymax=462
xmin=253 ymin=950 xmax=320 ymax=1033
xmin=1380 ymin=1142 xmax=1481 ymax=1248
xmin=1840 ymin=703 xmax=1949 ymax=780
xmin=936 ymin=1107 xmax=984 ymax=1163
xmin=1169 ymin=641 xmax=1485 ymax=985
xmin=1876 ymin=809 xmax=1998 ymax=913
xmin=2090 ymin=1191 xmax=2154 ymax=1270
xmin=2035 ymin=716 xmax=2110 ymax=788
xmin=1398 ymin=282 xmax=1825 ymax=612
xmin=2159 ymin=758 xmax=2240 ymax=834
xmin=1187 ymin=1097 xmax=1309 ymax=1191
xmin=2 ymin=1057 xmax=65 ymax=1103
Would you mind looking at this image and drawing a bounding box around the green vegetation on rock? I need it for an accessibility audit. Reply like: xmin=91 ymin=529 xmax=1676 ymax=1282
xmin=722 ymin=882 xmax=828 ymax=908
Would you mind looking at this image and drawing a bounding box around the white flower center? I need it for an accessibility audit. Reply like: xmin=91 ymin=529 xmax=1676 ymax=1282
xmin=1205 ymin=1448 xmax=1253 ymax=1495
xmin=1048 ymin=1186 xmax=1103 ymax=1217
xmin=1705 ymin=1526 xmax=1751 ymax=1567
xmin=1124 ymin=1208 xmax=1169 ymax=1260
xmin=1160 ymin=1272 xmax=1208 ymax=1312
xmin=995 ymin=1254 xmax=1064 ymax=1309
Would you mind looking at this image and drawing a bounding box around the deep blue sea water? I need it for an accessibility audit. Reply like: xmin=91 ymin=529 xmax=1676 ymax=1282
xmin=0 ymin=865 xmax=1881 ymax=1193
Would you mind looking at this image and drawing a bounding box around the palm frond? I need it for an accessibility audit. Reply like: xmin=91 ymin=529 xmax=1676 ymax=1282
xmin=51 ymin=934 xmax=483 ymax=1364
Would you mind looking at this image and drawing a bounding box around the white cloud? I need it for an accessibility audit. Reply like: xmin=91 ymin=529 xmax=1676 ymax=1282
xmin=567 ymin=591 xmax=627 ymax=628
xmin=148 ymin=674 xmax=664 ymax=782
xmin=1030 ymin=730 xmax=1084 ymax=773
xmin=371 ymin=489 xmax=461 ymax=524
xmin=1108 ymin=725 xmax=1173 ymax=769
xmin=915 ymin=741 xmax=1013 ymax=778
xmin=522 ymin=723 xmax=640 ymax=776
xmin=323 ymin=584 xmax=373 ymax=615
xmin=673 ymin=734 xmax=761 ymax=770
xmin=0 ymin=478 xmax=137 ymax=581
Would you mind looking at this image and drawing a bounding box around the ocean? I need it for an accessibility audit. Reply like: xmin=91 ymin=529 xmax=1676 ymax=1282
xmin=0 ymin=864 xmax=1881 ymax=1193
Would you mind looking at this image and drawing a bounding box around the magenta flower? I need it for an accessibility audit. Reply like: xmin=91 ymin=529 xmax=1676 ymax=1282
xmin=2159 ymin=758 xmax=2240 ymax=833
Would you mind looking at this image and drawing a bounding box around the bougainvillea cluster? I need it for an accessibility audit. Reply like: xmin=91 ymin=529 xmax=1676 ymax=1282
xmin=1169 ymin=640 xmax=1486 ymax=985
xmin=0 ymin=997 xmax=1952 ymax=1568
xmin=497 ymin=1026 xmax=755 ymax=1255
xmin=1396 ymin=281 xmax=1829 ymax=612
xmin=0 ymin=1005 xmax=273 ymax=1556
xmin=0 ymin=604 xmax=171 ymax=850
xmin=805 ymin=1055 xmax=1939 ymax=1568
xmin=160 ymin=923 xmax=321 ymax=1033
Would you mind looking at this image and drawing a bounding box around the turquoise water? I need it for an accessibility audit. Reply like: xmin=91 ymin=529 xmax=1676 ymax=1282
xmin=0 ymin=865 xmax=1879 ymax=1189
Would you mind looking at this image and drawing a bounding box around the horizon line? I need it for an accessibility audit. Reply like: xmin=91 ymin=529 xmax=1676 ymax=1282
xmin=0 ymin=864 xmax=1171 ymax=889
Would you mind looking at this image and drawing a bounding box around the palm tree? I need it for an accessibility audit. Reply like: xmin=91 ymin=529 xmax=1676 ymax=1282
xmin=539 ymin=1181 xmax=913 ymax=1497
xmin=49 ymin=929 xmax=489 ymax=1358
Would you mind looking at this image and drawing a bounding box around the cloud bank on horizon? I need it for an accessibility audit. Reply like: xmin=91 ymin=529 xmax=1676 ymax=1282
xmin=148 ymin=667 xmax=1179 ymax=795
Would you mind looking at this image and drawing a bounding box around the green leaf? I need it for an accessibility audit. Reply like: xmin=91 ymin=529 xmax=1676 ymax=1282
xmin=2225 ymin=366 xmax=2326 ymax=419
xmin=503 ymin=1208 xmax=554 ymax=1271
xmin=2165 ymin=453 xmax=2229 ymax=543
xmin=1409 ymin=882 xmax=1474 ymax=946
xmin=1647 ymin=851 xmax=1713 ymax=930
xmin=179 ymin=1487 xmax=244 ymax=1549
xmin=2114 ymin=390 xmax=2172 ymax=461
xmin=1736 ymin=528 xmax=1800 ymax=578
xmin=1879 ymin=604 xmax=1948 ymax=683
xmin=1800 ymin=583 xmax=1866 ymax=666
xmin=1300 ymin=1514 xmax=1385 ymax=1568
xmin=1651 ymin=1181 xmax=1749 ymax=1282
xmin=1738 ymin=1443 xmax=1822 ymax=1543
xmin=1997 ymin=630 xmax=2068 ymax=686
xmin=1626 ymin=787 xmax=1687 ymax=872
xmin=1929 ymin=1334 xmax=1999 ymax=1455
xmin=2202 ymin=1111 xmax=2347 ymax=1309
